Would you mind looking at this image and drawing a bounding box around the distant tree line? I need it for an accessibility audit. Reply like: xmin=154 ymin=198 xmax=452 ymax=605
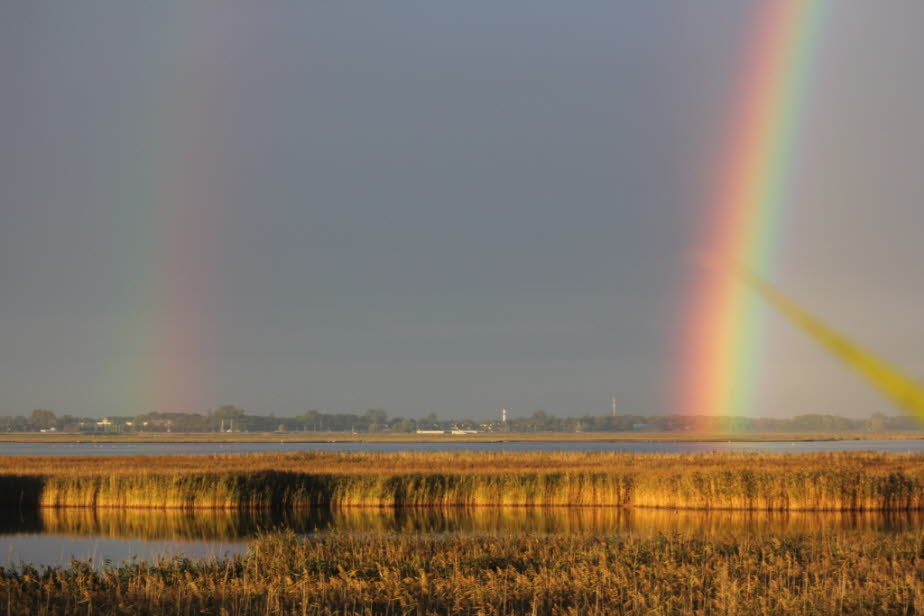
xmin=0 ymin=407 xmax=918 ymax=434
xmin=488 ymin=410 xmax=918 ymax=433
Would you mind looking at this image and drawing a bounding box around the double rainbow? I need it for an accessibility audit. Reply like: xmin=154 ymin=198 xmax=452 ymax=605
xmin=680 ymin=1 xmax=826 ymax=419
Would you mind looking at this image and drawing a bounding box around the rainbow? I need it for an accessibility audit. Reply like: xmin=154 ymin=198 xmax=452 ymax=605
xmin=113 ymin=7 xmax=248 ymax=414
xmin=680 ymin=1 xmax=827 ymax=420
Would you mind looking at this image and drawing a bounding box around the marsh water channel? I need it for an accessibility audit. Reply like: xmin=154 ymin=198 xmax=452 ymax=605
xmin=4 ymin=438 xmax=924 ymax=456
xmin=3 ymin=506 xmax=923 ymax=569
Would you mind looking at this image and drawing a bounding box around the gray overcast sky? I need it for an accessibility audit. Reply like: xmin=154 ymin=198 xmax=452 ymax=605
xmin=1 ymin=2 xmax=923 ymax=419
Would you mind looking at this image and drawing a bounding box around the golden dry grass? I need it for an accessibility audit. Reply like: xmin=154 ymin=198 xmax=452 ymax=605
xmin=1 ymin=531 xmax=923 ymax=615
xmin=3 ymin=449 xmax=924 ymax=476
xmin=2 ymin=451 xmax=924 ymax=511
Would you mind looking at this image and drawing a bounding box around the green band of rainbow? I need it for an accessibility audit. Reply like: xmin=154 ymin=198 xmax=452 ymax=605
xmin=680 ymin=0 xmax=827 ymax=420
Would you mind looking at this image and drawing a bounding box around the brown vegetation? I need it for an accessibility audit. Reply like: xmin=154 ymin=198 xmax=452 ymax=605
xmin=2 ymin=451 xmax=924 ymax=511
xmin=2 ymin=531 xmax=923 ymax=615
xmin=4 ymin=449 xmax=924 ymax=476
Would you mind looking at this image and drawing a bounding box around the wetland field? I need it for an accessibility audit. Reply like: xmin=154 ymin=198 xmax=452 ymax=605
xmin=3 ymin=450 xmax=924 ymax=614
xmin=4 ymin=531 xmax=924 ymax=615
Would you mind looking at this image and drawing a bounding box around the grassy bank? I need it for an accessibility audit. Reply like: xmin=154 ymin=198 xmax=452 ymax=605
xmin=3 ymin=451 xmax=924 ymax=511
xmin=2 ymin=531 xmax=923 ymax=615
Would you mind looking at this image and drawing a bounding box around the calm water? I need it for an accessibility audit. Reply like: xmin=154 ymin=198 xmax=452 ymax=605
xmin=2 ymin=506 xmax=922 ymax=569
xmin=2 ymin=438 xmax=924 ymax=456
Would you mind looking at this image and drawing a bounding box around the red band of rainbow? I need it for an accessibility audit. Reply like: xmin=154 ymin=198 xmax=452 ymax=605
xmin=679 ymin=1 xmax=826 ymax=421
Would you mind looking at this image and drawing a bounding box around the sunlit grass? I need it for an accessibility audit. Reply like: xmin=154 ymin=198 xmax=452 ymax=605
xmin=1 ymin=531 xmax=922 ymax=615
xmin=3 ymin=451 xmax=924 ymax=510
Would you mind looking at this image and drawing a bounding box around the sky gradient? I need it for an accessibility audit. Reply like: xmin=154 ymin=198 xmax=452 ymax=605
xmin=1 ymin=2 xmax=923 ymax=419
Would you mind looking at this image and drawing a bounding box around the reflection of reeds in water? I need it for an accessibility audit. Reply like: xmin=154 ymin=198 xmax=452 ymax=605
xmin=0 ymin=508 xmax=42 ymax=535
xmin=330 ymin=506 xmax=924 ymax=536
xmin=39 ymin=508 xmax=260 ymax=541
xmin=328 ymin=506 xmax=634 ymax=534
xmin=36 ymin=508 xmax=335 ymax=541
xmin=24 ymin=505 xmax=924 ymax=542
xmin=620 ymin=508 xmax=924 ymax=536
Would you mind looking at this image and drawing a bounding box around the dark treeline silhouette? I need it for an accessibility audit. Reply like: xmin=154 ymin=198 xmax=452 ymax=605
xmin=0 ymin=406 xmax=917 ymax=434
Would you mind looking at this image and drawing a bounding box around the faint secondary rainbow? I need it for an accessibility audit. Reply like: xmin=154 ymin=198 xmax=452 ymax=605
xmin=112 ymin=6 xmax=249 ymax=414
xmin=680 ymin=1 xmax=827 ymax=420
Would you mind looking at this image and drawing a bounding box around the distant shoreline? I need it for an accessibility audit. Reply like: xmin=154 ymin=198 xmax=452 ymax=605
xmin=1 ymin=431 xmax=922 ymax=444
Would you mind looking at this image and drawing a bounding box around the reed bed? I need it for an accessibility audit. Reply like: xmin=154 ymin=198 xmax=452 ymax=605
xmin=2 ymin=530 xmax=923 ymax=615
xmin=3 ymin=451 xmax=924 ymax=510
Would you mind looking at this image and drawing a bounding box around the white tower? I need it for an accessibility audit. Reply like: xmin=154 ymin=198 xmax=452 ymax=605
xmin=501 ymin=408 xmax=507 ymax=424
xmin=611 ymin=396 xmax=617 ymax=418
